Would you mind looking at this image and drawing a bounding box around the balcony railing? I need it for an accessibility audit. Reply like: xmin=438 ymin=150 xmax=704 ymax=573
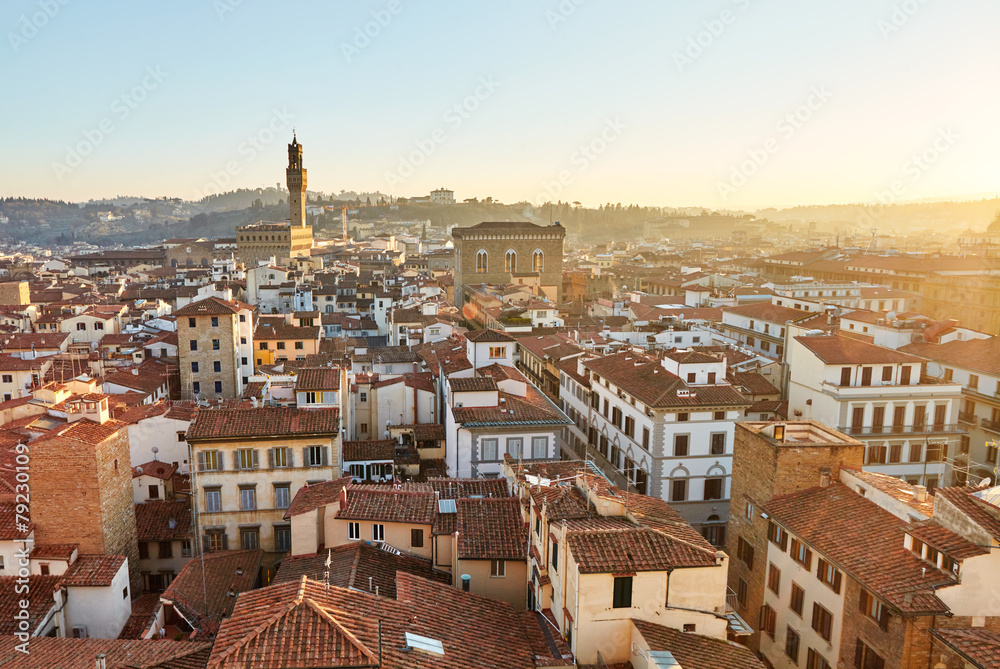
xmin=838 ymin=424 xmax=964 ymax=437
xmin=725 ymin=587 xmax=739 ymax=614
xmin=958 ymin=411 xmax=976 ymax=424
xmin=982 ymin=419 xmax=1000 ymax=434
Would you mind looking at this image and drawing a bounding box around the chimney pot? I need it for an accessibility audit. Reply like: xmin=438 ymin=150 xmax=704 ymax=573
xmin=914 ymin=484 xmax=927 ymax=502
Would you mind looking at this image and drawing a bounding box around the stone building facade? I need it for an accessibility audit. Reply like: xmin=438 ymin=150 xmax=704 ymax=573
xmin=30 ymin=415 xmax=141 ymax=592
xmin=175 ymin=296 xmax=255 ymax=400
xmin=452 ymin=221 xmax=565 ymax=307
xmin=0 ymin=281 xmax=29 ymax=306
xmin=725 ymin=421 xmax=863 ymax=653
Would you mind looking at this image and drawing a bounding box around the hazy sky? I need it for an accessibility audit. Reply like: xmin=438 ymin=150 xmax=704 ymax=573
xmin=2 ymin=0 xmax=998 ymax=209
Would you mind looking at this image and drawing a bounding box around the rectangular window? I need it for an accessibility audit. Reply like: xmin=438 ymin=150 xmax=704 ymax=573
xmin=348 ymin=522 xmax=360 ymax=540
xmin=881 ymin=366 xmax=893 ymax=382
xmin=507 ymin=438 xmax=522 ymax=459
xmin=490 ymin=559 xmax=506 ymax=577
xmin=372 ymin=524 xmax=385 ymax=542
xmin=531 ymin=436 xmax=547 ymax=459
xmin=551 ymin=541 xmax=558 ymax=569
xmin=236 ymin=448 xmax=258 ymax=470
xmin=855 ymin=640 xmax=885 ymax=669
xmin=271 ymin=448 xmax=289 ymax=468
xmin=624 ymin=416 xmax=635 ymax=438
xmin=817 ymin=558 xmax=842 ymax=593
xmin=489 ymin=346 xmax=506 ymax=359
xmin=860 ymin=367 xmax=872 ymax=386
xmin=677 ymin=412 xmax=689 ymax=422
xmin=276 ymin=342 xmax=286 ymax=350
xmin=212 ymin=339 xmax=220 ymax=350
xmin=240 ymin=528 xmax=259 ymax=550
xmin=704 ymin=477 xmax=723 ymax=500
xmin=840 ymin=367 xmax=851 ymax=386
xmin=674 ymin=434 xmax=689 ymax=456
xmin=148 ymin=484 xmax=159 ymax=499
xmin=274 ymin=485 xmax=290 ymax=509
xmin=768 ymin=521 xmax=789 ymax=551
xmin=213 ymin=360 xmax=221 ymax=373
xmin=191 ymin=362 xmax=199 ymax=373
xmin=860 ymin=590 xmax=890 ymax=631
xmin=307 ymin=445 xmax=326 ymax=467
xmin=811 ymin=603 xmax=833 ymax=641
xmin=274 ymin=526 xmax=291 ymax=552
xmin=240 ymin=487 xmax=256 ymax=511
xmin=671 ymin=478 xmax=687 ymax=502
xmin=785 ymin=627 xmax=800 ymax=663
xmin=411 ymin=528 xmax=424 ymax=548
xmin=807 ymin=648 xmax=832 ymax=669
xmin=190 ymin=340 xmax=198 ymax=351
xmin=791 ymin=538 xmax=813 ymax=569
xmin=710 ymin=432 xmax=726 ymax=455
xmin=295 ymin=341 xmax=304 ymax=350
xmin=737 ymin=577 xmax=748 ymax=607
xmin=207 ymin=531 xmax=227 ymax=552
xmin=138 ymin=542 xmax=149 ymax=560
xmin=482 ymin=438 xmax=498 ymax=461
xmin=205 ymin=488 xmax=221 ymax=513
xmin=612 ymin=576 xmax=633 ymax=608
xmin=737 ymin=536 xmax=755 ymax=568
xmin=768 ymin=562 xmax=781 ymax=594
xmin=760 ymin=604 xmax=776 ymax=639
xmin=188 ymin=318 xmax=196 ymax=328
xmin=790 ymin=582 xmax=804 ymax=616
xmin=211 ymin=316 xmax=219 ymax=327
xmin=159 ymin=541 xmax=172 ymax=558
xmin=642 ymin=427 xmax=650 ymax=449
xmin=214 ymin=381 xmax=222 ymax=393
xmin=900 ymin=365 xmax=912 ymax=385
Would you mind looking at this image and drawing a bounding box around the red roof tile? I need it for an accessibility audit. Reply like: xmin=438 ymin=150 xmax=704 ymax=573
xmin=135 ymin=500 xmax=191 ymax=542
xmin=186 ymin=407 xmax=339 ymax=441
xmin=456 ymin=497 xmax=526 ymax=560
xmin=283 ymin=477 xmax=351 ymax=519
xmin=632 ymin=619 xmax=766 ymax=669
xmin=337 ymin=488 xmax=436 ymax=525
xmin=62 ymin=554 xmax=126 ymax=587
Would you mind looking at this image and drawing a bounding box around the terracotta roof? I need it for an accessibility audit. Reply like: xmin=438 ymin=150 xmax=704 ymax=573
xmin=36 ymin=418 xmax=127 ymax=445
xmin=273 ymin=544 xmax=451 ymax=598
xmin=283 ymin=477 xmax=351 ymax=519
xmin=632 ymin=619 xmax=766 ymax=669
xmin=843 ymin=468 xmax=935 ymax=517
xmin=372 ymin=372 xmax=435 ymax=393
xmin=0 ymin=637 xmax=212 ymax=668
xmin=337 ymin=488 xmax=436 ymax=525
xmin=132 ymin=459 xmax=177 ymax=480
xmin=451 ymin=391 xmax=568 ymax=426
xmin=935 ymin=486 xmax=1000 ymax=542
xmin=729 ymin=371 xmax=779 ymax=396
xmin=722 ymin=301 xmax=813 ymax=323
xmin=456 ymin=497 xmax=526 ymax=560
xmin=186 ymin=407 xmax=339 ymax=441
xmin=162 ymin=549 xmax=262 ymax=626
xmin=465 ymin=328 xmax=516 ymax=343
xmin=905 ymin=519 xmax=988 ymax=561
xmin=209 ymin=572 xmax=552 ymax=669
xmin=567 ymin=526 xmax=718 ymax=573
xmin=294 ymin=366 xmax=340 ymax=391
xmin=529 ymin=485 xmax=590 ymax=521
xmin=584 ymin=352 xmax=749 ymax=409
xmin=173 ymin=296 xmax=246 ymax=316
xmin=135 ymin=500 xmax=191 ymax=542
xmin=900 ymin=337 xmax=1000 ymax=376
xmin=342 ymin=439 xmax=395 ymax=462
xmin=427 ymin=477 xmax=510 ymax=499
xmin=931 ymin=628 xmax=1000 ymax=669
xmin=1 ymin=332 xmax=69 ymax=350
xmin=765 ymin=484 xmax=955 ymax=614
xmin=795 ymin=334 xmax=924 ymax=365
xmin=0 ymin=575 xmax=62 ymax=634
xmin=0 ymin=501 xmax=33 ymax=540
xmin=448 ymin=376 xmax=498 ymax=392
xmin=62 ymin=554 xmax=126 ymax=587
xmin=255 ymin=323 xmax=320 ymax=340
xmin=118 ymin=592 xmax=162 ymax=639
xmin=30 ymin=543 xmax=77 ymax=560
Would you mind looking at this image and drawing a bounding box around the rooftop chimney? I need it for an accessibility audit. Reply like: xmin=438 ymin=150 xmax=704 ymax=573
xmin=819 ymin=467 xmax=832 ymax=488
xmin=914 ymin=485 xmax=927 ymax=502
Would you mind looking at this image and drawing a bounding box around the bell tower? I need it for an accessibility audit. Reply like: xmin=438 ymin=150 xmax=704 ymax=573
xmin=286 ymin=133 xmax=307 ymax=228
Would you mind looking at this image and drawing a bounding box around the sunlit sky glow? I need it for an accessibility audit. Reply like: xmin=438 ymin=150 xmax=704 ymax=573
xmin=2 ymin=0 xmax=998 ymax=209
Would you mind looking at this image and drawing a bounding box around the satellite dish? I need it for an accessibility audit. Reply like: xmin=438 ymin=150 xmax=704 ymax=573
xmin=136 ymin=467 xmax=143 ymax=476
xmin=982 ymin=477 xmax=992 ymax=488
xmin=151 ymin=446 xmax=159 ymax=454
xmin=885 ymin=311 xmax=897 ymax=321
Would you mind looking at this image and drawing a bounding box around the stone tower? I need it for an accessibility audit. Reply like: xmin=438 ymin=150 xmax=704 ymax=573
xmin=286 ymin=134 xmax=307 ymax=228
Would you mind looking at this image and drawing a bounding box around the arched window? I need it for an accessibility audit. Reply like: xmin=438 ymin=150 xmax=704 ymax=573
xmin=476 ymin=250 xmax=488 ymax=273
xmin=532 ymin=249 xmax=544 ymax=272
xmin=505 ymin=250 xmax=517 ymax=274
